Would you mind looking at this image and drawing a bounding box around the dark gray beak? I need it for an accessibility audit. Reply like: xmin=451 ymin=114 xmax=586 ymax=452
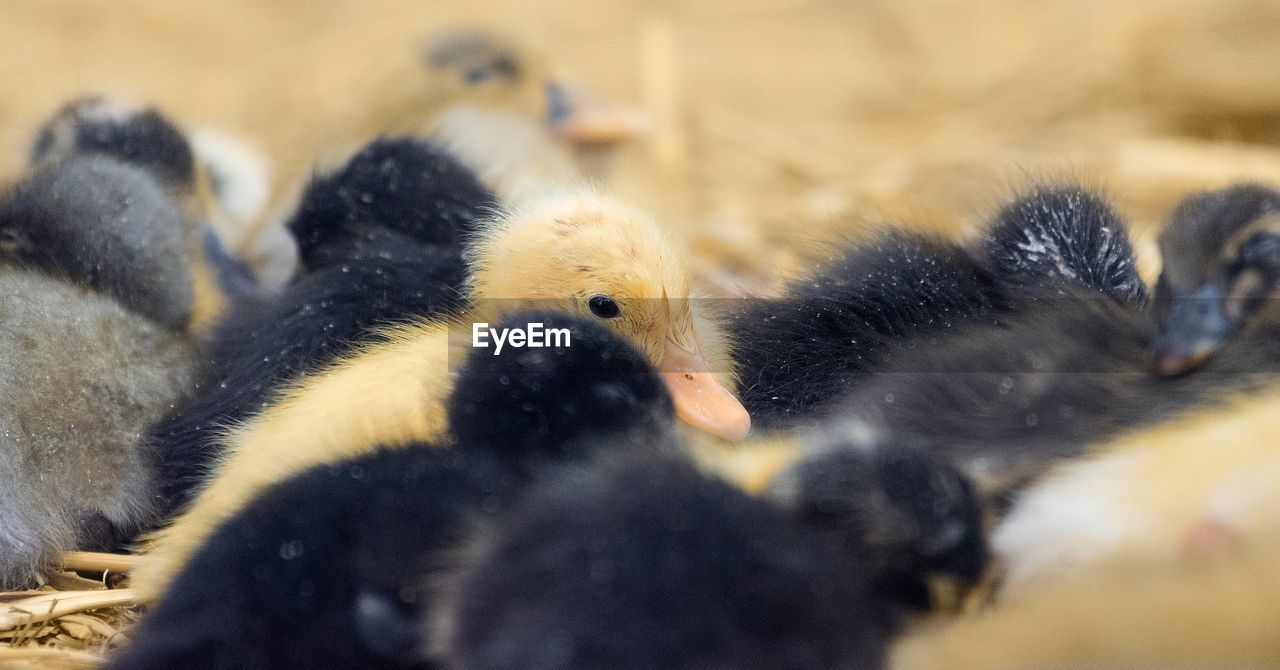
xmin=1153 ymin=283 xmax=1232 ymax=375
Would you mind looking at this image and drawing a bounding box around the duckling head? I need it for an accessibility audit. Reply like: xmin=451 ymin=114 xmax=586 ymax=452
xmin=423 ymin=31 xmax=646 ymax=147
xmin=467 ymin=190 xmax=751 ymax=441
xmin=1154 ymin=184 xmax=1280 ymax=374
xmin=449 ymin=309 xmax=676 ymax=470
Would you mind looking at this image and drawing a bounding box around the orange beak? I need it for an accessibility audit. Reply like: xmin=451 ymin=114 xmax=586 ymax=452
xmin=547 ymin=84 xmax=649 ymax=146
xmin=659 ymin=341 xmax=751 ymax=441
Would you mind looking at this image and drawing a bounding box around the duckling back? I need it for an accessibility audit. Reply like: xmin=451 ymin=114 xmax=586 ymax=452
xmin=728 ymin=229 xmax=1004 ymax=429
xmin=0 ymin=155 xmax=195 ymax=330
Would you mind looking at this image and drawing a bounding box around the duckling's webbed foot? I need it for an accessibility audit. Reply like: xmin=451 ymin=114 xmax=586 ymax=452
xmin=983 ymin=186 xmax=1146 ymax=304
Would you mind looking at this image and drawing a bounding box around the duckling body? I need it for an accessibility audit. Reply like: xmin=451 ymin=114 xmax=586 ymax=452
xmin=442 ymin=451 xmax=898 ymax=670
xmin=760 ymin=188 xmax=1162 ymax=492
xmin=150 ymin=138 xmax=491 ymax=512
xmin=0 ymin=268 xmax=194 ymax=588
xmin=731 ymin=186 xmax=1146 ymax=431
xmin=728 ymin=230 xmax=1003 ymax=429
xmin=136 ymin=189 xmax=748 ymax=600
xmin=994 ymin=388 xmax=1280 ymax=594
xmin=107 ymin=311 xmax=675 ymax=670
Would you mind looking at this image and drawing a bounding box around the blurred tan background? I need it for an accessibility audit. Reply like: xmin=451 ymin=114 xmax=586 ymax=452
xmin=4 ymin=0 xmax=1280 ymax=294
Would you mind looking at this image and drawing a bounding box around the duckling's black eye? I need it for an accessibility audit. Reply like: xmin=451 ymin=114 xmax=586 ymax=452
xmin=588 ymin=295 xmax=621 ymax=319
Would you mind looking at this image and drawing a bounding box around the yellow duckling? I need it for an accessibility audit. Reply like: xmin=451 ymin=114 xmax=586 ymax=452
xmin=132 ymin=188 xmax=750 ymax=600
xmin=889 ymin=543 xmax=1280 ymax=669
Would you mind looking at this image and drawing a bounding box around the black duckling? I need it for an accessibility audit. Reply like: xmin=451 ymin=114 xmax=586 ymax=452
xmin=804 ymin=187 xmax=1205 ymax=494
xmin=728 ymin=229 xmax=1002 ymax=430
xmin=287 ymin=135 xmax=497 ymax=273
xmin=730 ymin=185 xmax=1145 ymax=431
xmin=31 ymin=95 xmax=200 ymax=198
xmin=105 ymin=310 xmax=675 ymax=670
xmin=766 ymin=443 xmax=989 ymax=610
xmin=438 ymin=439 xmax=987 ymax=670
xmin=147 ymin=136 xmax=495 ymax=515
xmin=0 ymin=155 xmax=199 ymax=587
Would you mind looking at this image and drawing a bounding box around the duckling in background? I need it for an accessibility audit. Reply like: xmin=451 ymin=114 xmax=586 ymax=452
xmin=28 ymin=96 xmax=255 ymax=324
xmin=417 ymin=31 xmax=646 ymax=150
xmin=991 ymin=184 xmax=1280 ymax=595
xmin=729 ymin=185 xmax=1146 ymax=432
xmin=106 ymin=311 xmax=675 ymax=670
xmin=0 ymin=157 xmax=198 ymax=588
xmin=0 ymin=155 xmax=194 ymax=330
xmin=135 ymin=187 xmax=749 ymax=600
xmin=148 ymin=136 xmax=494 ymax=515
xmin=1151 ymin=184 xmax=1280 ymax=374
xmin=31 ymin=96 xmax=201 ymax=199
xmin=438 ymin=441 xmax=986 ymax=670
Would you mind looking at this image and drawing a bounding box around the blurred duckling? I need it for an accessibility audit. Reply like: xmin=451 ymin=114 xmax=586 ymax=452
xmin=107 ymin=311 xmax=675 ymax=669
xmin=415 ymin=31 xmax=647 ymax=150
xmin=0 ymin=156 xmax=199 ymax=588
xmin=430 ymin=104 xmax=582 ymax=203
xmin=0 ymin=269 xmax=194 ymax=589
xmin=992 ymin=184 xmax=1280 ymax=595
xmin=727 ymin=229 xmax=1003 ymax=430
xmin=287 ymin=135 xmax=497 ymax=273
xmin=148 ymin=136 xmax=494 ymax=515
xmin=438 ymin=438 xmax=987 ymax=670
xmin=29 ymin=95 xmax=254 ymax=326
xmin=1151 ymin=183 xmax=1280 ymax=374
xmin=0 ymin=155 xmax=195 ymax=330
xmin=890 ymin=543 xmax=1280 ymax=670
xmin=135 ymin=187 xmax=749 ymax=600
